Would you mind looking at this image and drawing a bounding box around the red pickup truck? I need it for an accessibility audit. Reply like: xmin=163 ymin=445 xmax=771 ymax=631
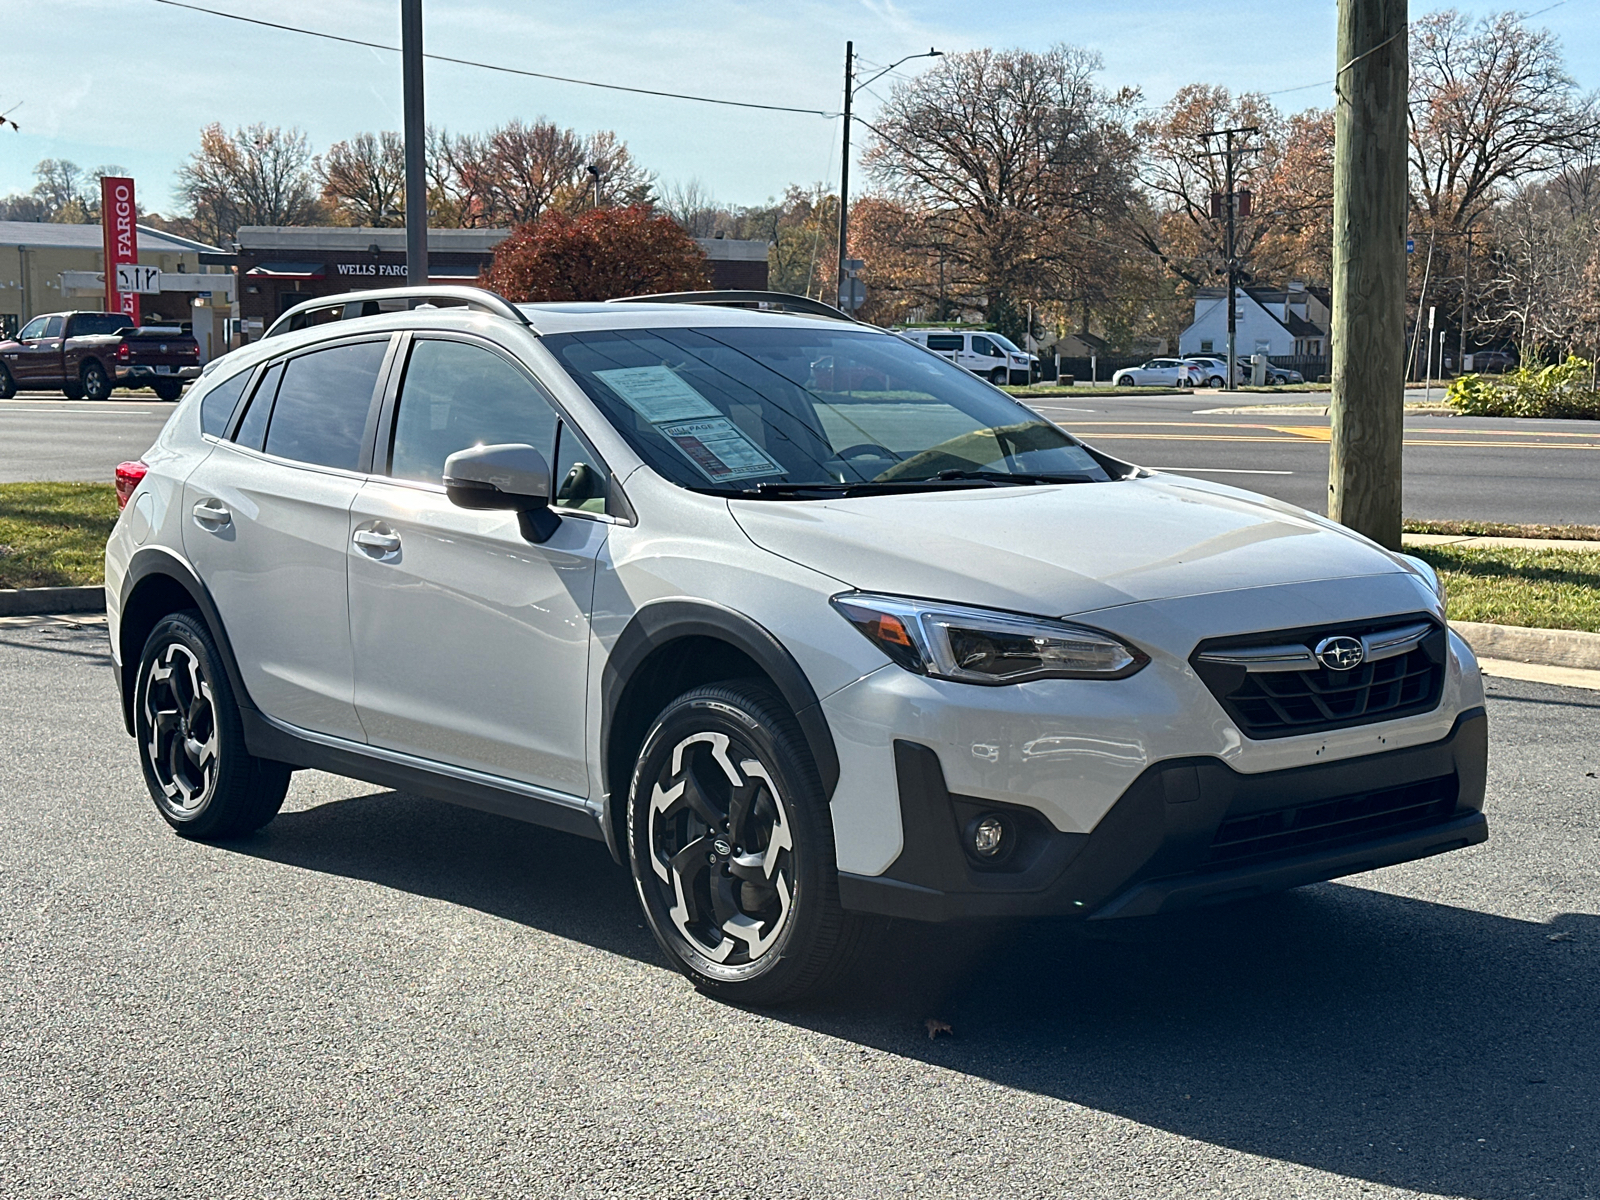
xmin=0 ymin=310 xmax=201 ymax=401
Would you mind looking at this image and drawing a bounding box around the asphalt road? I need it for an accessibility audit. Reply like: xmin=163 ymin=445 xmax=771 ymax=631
xmin=1024 ymin=391 xmax=1600 ymax=527
xmin=0 ymin=393 xmax=176 ymax=484
xmin=4 ymin=386 xmax=1600 ymax=526
xmin=3 ymin=615 xmax=1596 ymax=1199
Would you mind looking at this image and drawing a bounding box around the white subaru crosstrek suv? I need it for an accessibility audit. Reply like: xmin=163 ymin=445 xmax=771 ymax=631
xmin=106 ymin=286 xmax=1488 ymax=1005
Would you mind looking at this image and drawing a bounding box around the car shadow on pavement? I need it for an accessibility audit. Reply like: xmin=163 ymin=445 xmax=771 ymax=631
xmin=231 ymin=789 xmax=661 ymax=966
xmin=227 ymin=789 xmax=1595 ymax=1200
xmin=802 ymin=885 xmax=1600 ymax=1200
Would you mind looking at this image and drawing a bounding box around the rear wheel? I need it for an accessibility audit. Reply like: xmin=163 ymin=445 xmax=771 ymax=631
xmin=81 ymin=361 xmax=112 ymax=401
xmin=153 ymin=379 xmax=183 ymax=401
xmin=1208 ymin=375 xmax=1225 ymax=388
xmin=0 ymin=364 xmax=14 ymax=399
xmin=134 ymin=611 xmax=290 ymax=839
xmin=627 ymin=681 xmax=867 ymax=1006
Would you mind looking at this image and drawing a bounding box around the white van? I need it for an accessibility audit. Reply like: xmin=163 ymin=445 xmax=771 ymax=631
xmin=900 ymin=328 xmax=1038 ymax=386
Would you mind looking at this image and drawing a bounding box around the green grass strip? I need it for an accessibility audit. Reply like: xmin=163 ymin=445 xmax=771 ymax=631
xmin=0 ymin=482 xmax=119 ymax=589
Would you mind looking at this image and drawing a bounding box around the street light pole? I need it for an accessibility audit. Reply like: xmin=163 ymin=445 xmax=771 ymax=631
xmin=401 ymin=0 xmax=428 ymax=288
xmin=836 ymin=43 xmax=942 ymax=311
xmin=836 ymin=41 xmax=853 ymax=310
xmin=1200 ymin=124 xmax=1258 ymax=391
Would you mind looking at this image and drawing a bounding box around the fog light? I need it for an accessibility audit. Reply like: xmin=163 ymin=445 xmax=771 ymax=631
xmin=971 ymin=814 xmax=1006 ymax=858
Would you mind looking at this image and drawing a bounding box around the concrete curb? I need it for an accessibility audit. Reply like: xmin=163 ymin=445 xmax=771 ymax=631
xmin=1452 ymin=620 xmax=1600 ymax=672
xmin=0 ymin=586 xmax=106 ymax=617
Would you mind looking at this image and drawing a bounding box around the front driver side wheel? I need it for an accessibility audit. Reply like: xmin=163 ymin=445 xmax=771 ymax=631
xmin=134 ymin=611 xmax=291 ymax=839
xmin=627 ymin=681 xmax=868 ymax=1006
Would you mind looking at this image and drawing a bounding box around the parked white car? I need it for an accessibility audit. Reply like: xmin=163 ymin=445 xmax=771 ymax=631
xmin=106 ymin=286 xmax=1488 ymax=1006
xmin=899 ymin=327 xmax=1037 ymax=385
xmin=1111 ymin=358 xmax=1200 ymax=388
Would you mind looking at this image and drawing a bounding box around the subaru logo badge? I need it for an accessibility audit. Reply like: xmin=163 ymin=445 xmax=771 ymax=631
xmin=160 ymin=344 xmax=168 ymax=353
xmin=713 ymin=838 xmax=732 ymax=857
xmin=1315 ymin=635 xmax=1365 ymax=671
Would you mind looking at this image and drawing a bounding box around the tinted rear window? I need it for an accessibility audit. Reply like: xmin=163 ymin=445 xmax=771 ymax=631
xmin=261 ymin=340 xmax=387 ymax=470
xmin=72 ymin=313 xmax=135 ymax=337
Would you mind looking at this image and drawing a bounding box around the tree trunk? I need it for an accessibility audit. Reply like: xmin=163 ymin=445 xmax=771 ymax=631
xmin=1329 ymin=0 xmax=1409 ymax=549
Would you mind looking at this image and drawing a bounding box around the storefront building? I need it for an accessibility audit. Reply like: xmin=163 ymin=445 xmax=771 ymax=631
xmin=237 ymin=226 xmax=773 ymax=334
xmin=0 ymin=220 xmax=231 ymax=347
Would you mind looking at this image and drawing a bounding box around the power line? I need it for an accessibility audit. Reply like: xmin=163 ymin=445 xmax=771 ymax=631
xmin=150 ymin=0 xmax=839 ymax=118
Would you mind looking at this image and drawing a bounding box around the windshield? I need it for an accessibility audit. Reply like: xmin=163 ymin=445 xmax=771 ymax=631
xmin=989 ymin=333 xmax=1024 ymax=354
xmin=542 ymin=326 xmax=1111 ymax=496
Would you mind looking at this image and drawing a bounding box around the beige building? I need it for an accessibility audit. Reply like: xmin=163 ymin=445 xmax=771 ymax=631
xmin=0 ymin=221 xmax=234 ymax=359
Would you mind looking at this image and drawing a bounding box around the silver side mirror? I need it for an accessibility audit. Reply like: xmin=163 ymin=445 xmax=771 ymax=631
xmin=443 ymin=443 xmax=559 ymax=543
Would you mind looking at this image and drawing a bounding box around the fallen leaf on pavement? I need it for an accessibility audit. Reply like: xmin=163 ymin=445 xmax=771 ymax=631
xmin=1547 ymin=931 xmax=1575 ymax=942
xmin=925 ymin=1018 xmax=953 ymax=1039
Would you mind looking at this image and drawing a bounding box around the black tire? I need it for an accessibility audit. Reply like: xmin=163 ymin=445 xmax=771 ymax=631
xmin=81 ymin=360 xmax=113 ymax=401
xmin=134 ymin=611 xmax=290 ymax=840
xmin=627 ymin=680 xmax=868 ymax=1006
xmin=988 ymin=366 xmax=1007 ymax=385
xmin=62 ymin=380 xmax=83 ymax=400
xmin=0 ymin=363 xmax=14 ymax=399
xmin=1208 ymin=375 xmax=1225 ymax=388
xmin=152 ymin=379 xmax=183 ymax=402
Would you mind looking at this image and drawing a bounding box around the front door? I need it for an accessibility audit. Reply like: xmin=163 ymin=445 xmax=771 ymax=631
xmin=10 ymin=315 xmax=64 ymax=385
xmin=182 ymin=335 xmax=394 ymax=741
xmin=347 ymin=335 xmax=607 ymax=797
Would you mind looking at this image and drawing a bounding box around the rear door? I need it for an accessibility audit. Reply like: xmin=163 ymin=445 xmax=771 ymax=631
xmin=346 ymin=334 xmax=607 ymax=797
xmin=182 ymin=333 xmax=395 ymax=741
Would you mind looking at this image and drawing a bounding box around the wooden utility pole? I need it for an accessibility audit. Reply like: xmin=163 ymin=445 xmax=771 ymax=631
xmin=1329 ymin=0 xmax=1408 ymax=548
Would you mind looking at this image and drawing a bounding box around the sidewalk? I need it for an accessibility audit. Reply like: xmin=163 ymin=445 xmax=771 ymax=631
xmin=1403 ymin=532 xmax=1600 ymax=553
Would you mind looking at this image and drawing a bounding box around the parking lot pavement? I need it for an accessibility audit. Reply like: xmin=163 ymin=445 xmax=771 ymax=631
xmin=3 ymin=618 xmax=1597 ymax=1199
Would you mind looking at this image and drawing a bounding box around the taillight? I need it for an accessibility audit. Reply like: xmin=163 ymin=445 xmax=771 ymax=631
xmin=115 ymin=461 xmax=148 ymax=509
xmin=117 ymin=342 xmax=130 ymax=362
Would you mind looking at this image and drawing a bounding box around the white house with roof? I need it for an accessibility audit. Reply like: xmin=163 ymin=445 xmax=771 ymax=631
xmin=1179 ymin=285 xmax=1330 ymax=359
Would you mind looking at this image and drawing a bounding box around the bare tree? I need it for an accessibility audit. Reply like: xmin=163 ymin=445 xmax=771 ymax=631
xmin=175 ymin=123 xmax=323 ymax=244
xmin=1409 ymin=9 xmax=1600 ymax=234
xmin=864 ymin=44 xmax=1139 ymax=326
xmin=320 ymin=131 xmax=406 ymax=226
xmin=659 ymin=178 xmax=726 ymax=236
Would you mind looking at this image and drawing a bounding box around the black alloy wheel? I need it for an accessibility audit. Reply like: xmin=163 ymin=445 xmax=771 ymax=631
xmin=627 ymin=681 xmax=867 ymax=1005
xmin=0 ymin=363 xmax=15 ymax=399
xmin=134 ymin=611 xmax=290 ymax=839
xmin=81 ymin=361 xmax=113 ymax=401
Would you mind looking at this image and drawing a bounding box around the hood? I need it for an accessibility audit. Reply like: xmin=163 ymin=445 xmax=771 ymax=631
xmin=729 ymin=474 xmax=1409 ymax=617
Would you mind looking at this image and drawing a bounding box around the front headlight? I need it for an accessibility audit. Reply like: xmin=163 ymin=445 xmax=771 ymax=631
xmin=1399 ymin=553 xmax=1448 ymax=612
xmin=831 ymin=593 xmax=1148 ymax=685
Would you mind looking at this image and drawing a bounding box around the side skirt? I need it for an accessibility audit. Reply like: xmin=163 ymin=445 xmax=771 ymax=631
xmin=240 ymin=710 xmax=607 ymax=843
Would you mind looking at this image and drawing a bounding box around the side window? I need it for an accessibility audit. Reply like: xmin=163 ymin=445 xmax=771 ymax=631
xmin=198 ymin=369 xmax=253 ymax=438
xmin=388 ymin=338 xmax=559 ymax=484
xmin=42 ymin=316 xmax=64 ymax=338
xmin=971 ymin=336 xmax=997 ymax=357
xmin=233 ymin=362 xmax=282 ymax=451
xmin=18 ymin=317 xmax=47 ymax=340
xmin=552 ymin=420 xmax=609 ymax=513
xmin=926 ymin=334 xmax=963 ymax=353
xmin=263 ymin=340 xmax=389 ymax=471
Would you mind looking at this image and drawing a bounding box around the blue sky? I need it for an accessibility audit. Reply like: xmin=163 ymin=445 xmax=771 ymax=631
xmin=2 ymin=0 xmax=1595 ymax=218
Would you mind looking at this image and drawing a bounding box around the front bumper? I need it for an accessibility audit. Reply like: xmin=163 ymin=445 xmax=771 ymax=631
xmin=838 ymin=707 xmax=1488 ymax=922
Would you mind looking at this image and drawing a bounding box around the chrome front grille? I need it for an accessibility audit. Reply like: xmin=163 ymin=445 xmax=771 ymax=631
xmin=1191 ymin=616 xmax=1447 ymax=739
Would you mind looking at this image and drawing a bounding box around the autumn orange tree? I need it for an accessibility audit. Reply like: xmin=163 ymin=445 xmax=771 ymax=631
xmin=482 ymin=204 xmax=710 ymax=302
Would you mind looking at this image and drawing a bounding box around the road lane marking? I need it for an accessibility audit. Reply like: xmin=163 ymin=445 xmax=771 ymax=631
xmin=0 ymin=410 xmax=157 ymax=416
xmin=1081 ymin=432 xmax=1600 ymax=449
xmin=1148 ymin=467 xmax=1295 ymax=474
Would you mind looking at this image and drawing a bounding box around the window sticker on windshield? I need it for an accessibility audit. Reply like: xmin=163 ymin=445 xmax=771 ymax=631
xmin=595 ymin=365 xmax=720 ymax=423
xmin=657 ymin=418 xmax=782 ymax=482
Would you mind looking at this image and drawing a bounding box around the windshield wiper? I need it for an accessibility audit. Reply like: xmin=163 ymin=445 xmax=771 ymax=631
xmin=926 ymin=469 xmax=1098 ymax=486
xmin=730 ymin=479 xmax=1001 ymax=500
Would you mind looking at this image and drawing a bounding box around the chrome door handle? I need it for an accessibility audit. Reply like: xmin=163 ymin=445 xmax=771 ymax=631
xmin=192 ymin=499 xmax=231 ymax=528
xmin=353 ymin=529 xmax=401 ymax=555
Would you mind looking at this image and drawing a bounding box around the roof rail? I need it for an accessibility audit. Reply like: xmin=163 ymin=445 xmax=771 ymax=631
xmin=607 ymin=290 xmax=860 ymax=323
xmin=263 ymin=285 xmax=528 ymax=340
